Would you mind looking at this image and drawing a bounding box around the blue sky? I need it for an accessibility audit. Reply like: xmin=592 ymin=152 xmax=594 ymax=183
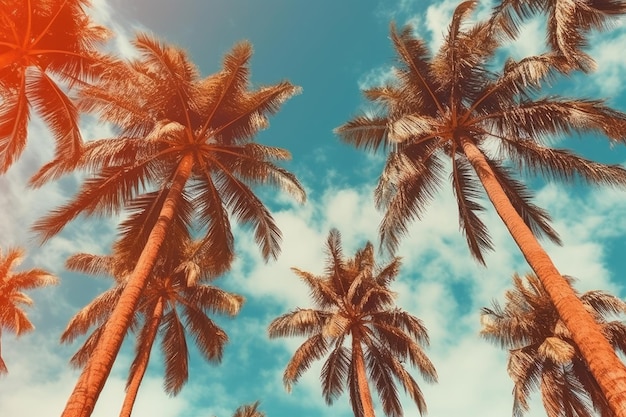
xmin=2 ymin=1 xmax=626 ymax=416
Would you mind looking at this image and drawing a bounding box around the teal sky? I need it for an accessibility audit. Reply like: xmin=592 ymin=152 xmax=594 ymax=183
xmin=2 ymin=1 xmax=626 ymax=416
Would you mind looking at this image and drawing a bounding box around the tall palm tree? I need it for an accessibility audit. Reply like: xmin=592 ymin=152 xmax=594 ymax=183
xmin=490 ymin=0 xmax=626 ymax=72
xmin=0 ymin=247 xmax=57 ymax=373
xmin=268 ymin=229 xmax=437 ymax=417
xmin=481 ymin=273 xmax=626 ymax=417
xmin=32 ymin=35 xmax=304 ymax=417
xmin=0 ymin=0 xmax=110 ymax=180
xmin=335 ymin=1 xmax=626 ymax=414
xmin=61 ymin=236 xmax=244 ymax=417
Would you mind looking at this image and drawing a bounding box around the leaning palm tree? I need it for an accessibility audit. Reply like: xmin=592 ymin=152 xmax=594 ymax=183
xmin=0 ymin=0 xmax=109 ymax=179
xmin=268 ymin=229 xmax=437 ymax=417
xmin=481 ymin=273 xmax=626 ymax=417
xmin=0 ymin=247 xmax=57 ymax=373
xmin=490 ymin=0 xmax=626 ymax=72
xmin=61 ymin=236 xmax=244 ymax=417
xmin=335 ymin=2 xmax=626 ymax=414
xmin=33 ymin=35 xmax=304 ymax=417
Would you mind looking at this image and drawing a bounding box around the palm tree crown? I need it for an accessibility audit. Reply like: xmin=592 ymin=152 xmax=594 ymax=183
xmin=268 ymin=229 xmax=437 ymax=417
xmin=336 ymin=0 xmax=626 ymax=264
xmin=232 ymin=401 xmax=266 ymax=417
xmin=0 ymin=0 xmax=110 ymax=179
xmin=0 ymin=247 xmax=57 ymax=373
xmin=35 ymin=34 xmax=305 ymax=275
xmin=481 ymin=273 xmax=626 ymax=417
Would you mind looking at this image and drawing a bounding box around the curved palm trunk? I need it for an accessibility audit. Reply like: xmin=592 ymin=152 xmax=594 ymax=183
xmin=119 ymin=296 xmax=164 ymax=417
xmin=61 ymin=153 xmax=194 ymax=417
xmin=352 ymin=334 xmax=376 ymax=417
xmin=461 ymin=138 xmax=626 ymax=417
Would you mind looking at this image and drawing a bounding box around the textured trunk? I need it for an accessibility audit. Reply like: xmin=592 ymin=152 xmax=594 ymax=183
xmin=119 ymin=296 xmax=164 ymax=417
xmin=0 ymin=328 xmax=6 ymax=374
xmin=352 ymin=335 xmax=376 ymax=417
xmin=61 ymin=154 xmax=194 ymax=417
xmin=461 ymin=138 xmax=626 ymax=417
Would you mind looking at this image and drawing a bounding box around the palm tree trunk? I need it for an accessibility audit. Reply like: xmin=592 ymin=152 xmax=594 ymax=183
xmin=461 ymin=137 xmax=626 ymax=417
xmin=0 ymin=328 xmax=6 ymax=374
xmin=352 ymin=334 xmax=376 ymax=417
xmin=119 ymin=296 xmax=164 ymax=417
xmin=61 ymin=153 xmax=194 ymax=417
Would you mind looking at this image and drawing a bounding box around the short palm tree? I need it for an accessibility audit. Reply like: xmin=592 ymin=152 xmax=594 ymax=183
xmin=61 ymin=236 xmax=244 ymax=417
xmin=490 ymin=0 xmax=626 ymax=71
xmin=268 ymin=229 xmax=437 ymax=417
xmin=0 ymin=247 xmax=57 ymax=373
xmin=481 ymin=273 xmax=626 ymax=417
xmin=335 ymin=2 xmax=626 ymax=414
xmin=32 ymin=35 xmax=304 ymax=417
xmin=232 ymin=401 xmax=265 ymax=417
xmin=0 ymin=0 xmax=109 ymax=179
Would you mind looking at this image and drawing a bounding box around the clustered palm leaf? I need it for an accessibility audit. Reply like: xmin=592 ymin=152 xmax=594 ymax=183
xmin=61 ymin=235 xmax=244 ymax=417
xmin=232 ymin=401 xmax=266 ymax=417
xmin=0 ymin=0 xmax=109 ymax=178
xmin=481 ymin=273 xmax=626 ymax=417
xmin=490 ymin=0 xmax=626 ymax=72
xmin=0 ymin=247 xmax=57 ymax=373
xmin=269 ymin=229 xmax=437 ymax=417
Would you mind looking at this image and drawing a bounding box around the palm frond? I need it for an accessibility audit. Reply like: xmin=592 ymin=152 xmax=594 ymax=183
xmin=485 ymin=160 xmax=561 ymax=244
xmin=0 ymin=69 xmax=29 ymax=174
xmin=451 ymin=155 xmax=492 ymax=264
xmin=320 ymin=343 xmax=350 ymax=404
xmin=501 ymin=137 xmax=626 ymax=186
xmin=160 ymin=309 xmax=188 ymax=395
xmin=283 ymin=334 xmax=329 ymax=392
xmin=60 ymin=285 xmax=124 ymax=344
xmin=377 ymin=148 xmax=445 ymax=254
xmin=182 ymin=303 xmax=228 ymax=363
xmin=268 ymin=309 xmax=330 ymax=338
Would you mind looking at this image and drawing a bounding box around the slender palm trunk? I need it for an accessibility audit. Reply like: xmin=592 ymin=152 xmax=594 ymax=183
xmin=61 ymin=154 xmax=194 ymax=417
xmin=352 ymin=334 xmax=376 ymax=417
xmin=119 ymin=296 xmax=164 ymax=417
xmin=0 ymin=328 xmax=6 ymax=374
xmin=461 ymin=138 xmax=626 ymax=417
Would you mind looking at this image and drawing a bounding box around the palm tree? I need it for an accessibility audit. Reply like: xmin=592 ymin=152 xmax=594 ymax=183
xmin=232 ymin=401 xmax=266 ymax=417
xmin=61 ymin=236 xmax=244 ymax=417
xmin=335 ymin=2 xmax=626 ymax=414
xmin=481 ymin=273 xmax=626 ymax=417
xmin=268 ymin=229 xmax=437 ymax=417
xmin=490 ymin=0 xmax=626 ymax=72
xmin=0 ymin=247 xmax=57 ymax=373
xmin=32 ymin=35 xmax=304 ymax=417
xmin=0 ymin=0 xmax=110 ymax=180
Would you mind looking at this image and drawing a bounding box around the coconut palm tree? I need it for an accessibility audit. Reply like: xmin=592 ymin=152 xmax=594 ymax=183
xmin=32 ymin=35 xmax=304 ymax=417
xmin=232 ymin=401 xmax=265 ymax=417
xmin=61 ymin=236 xmax=244 ymax=417
xmin=0 ymin=0 xmax=109 ymax=180
xmin=481 ymin=273 xmax=626 ymax=417
xmin=335 ymin=2 xmax=626 ymax=414
xmin=490 ymin=0 xmax=626 ymax=72
xmin=0 ymin=247 xmax=57 ymax=373
xmin=268 ymin=229 xmax=437 ymax=417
